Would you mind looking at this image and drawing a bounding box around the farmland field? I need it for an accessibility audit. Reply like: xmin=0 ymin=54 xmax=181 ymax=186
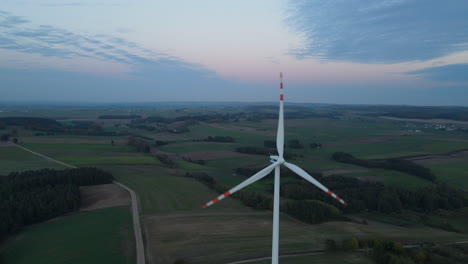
xmin=1 ymin=103 xmax=468 ymax=264
xmin=0 ymin=206 xmax=134 ymax=264
xmin=0 ymin=146 xmax=66 ymax=175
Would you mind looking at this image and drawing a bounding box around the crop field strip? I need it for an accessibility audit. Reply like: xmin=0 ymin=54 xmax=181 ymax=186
xmin=0 ymin=206 xmax=135 ymax=264
xmin=142 ymin=209 xmax=466 ymax=264
xmin=2 ymin=106 xmax=468 ymax=263
xmin=0 ymin=146 xmax=66 ymax=175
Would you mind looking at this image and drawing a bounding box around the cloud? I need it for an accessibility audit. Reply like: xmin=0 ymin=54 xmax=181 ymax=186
xmin=0 ymin=11 xmax=31 ymax=28
xmin=0 ymin=10 xmax=250 ymax=102
xmin=5 ymin=1 xmax=130 ymax=7
xmin=287 ymin=0 xmax=468 ymax=63
xmin=0 ymin=11 xmax=207 ymax=71
xmin=407 ymin=63 xmax=468 ymax=83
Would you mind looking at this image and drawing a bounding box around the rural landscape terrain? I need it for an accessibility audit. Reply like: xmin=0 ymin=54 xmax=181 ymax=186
xmin=1 ymin=102 xmax=468 ymax=264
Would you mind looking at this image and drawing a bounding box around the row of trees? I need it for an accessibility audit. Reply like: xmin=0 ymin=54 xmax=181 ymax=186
xmin=236 ymin=146 xmax=274 ymax=156
xmin=202 ymin=136 xmax=235 ymax=143
xmin=184 ymin=172 xmax=346 ymax=224
xmin=181 ymin=156 xmax=206 ymax=165
xmin=288 ymin=139 xmax=303 ymax=149
xmin=136 ymin=113 xmax=241 ymax=124
xmin=0 ymin=117 xmax=123 ymax=137
xmin=280 ymin=174 xmax=466 ymax=214
xmin=265 ymin=139 xmax=322 ymax=149
xmin=127 ymin=136 xmax=151 ymax=153
xmin=157 ymin=154 xmax=179 ymax=168
xmin=0 ymin=117 xmax=61 ymax=131
xmin=332 ymin=152 xmax=436 ymax=182
xmin=98 ymin=115 xmax=141 ymax=119
xmin=0 ymin=167 xmax=113 ymax=238
xmin=235 ymin=146 xmax=298 ymax=159
xmin=328 ymin=237 xmax=468 ymax=264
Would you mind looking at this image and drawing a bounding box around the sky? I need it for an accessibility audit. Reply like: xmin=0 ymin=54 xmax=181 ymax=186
xmin=0 ymin=0 xmax=467 ymax=105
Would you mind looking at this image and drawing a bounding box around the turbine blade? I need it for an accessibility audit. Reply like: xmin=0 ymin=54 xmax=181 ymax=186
xmin=202 ymin=162 xmax=279 ymax=208
xmin=276 ymin=72 xmax=284 ymax=158
xmin=284 ymin=162 xmax=347 ymax=206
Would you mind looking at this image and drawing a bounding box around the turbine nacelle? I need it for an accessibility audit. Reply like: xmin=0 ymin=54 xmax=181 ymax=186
xmin=269 ymin=155 xmax=284 ymax=164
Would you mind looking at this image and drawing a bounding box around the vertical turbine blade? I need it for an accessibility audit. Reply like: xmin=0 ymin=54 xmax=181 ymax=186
xmin=276 ymin=72 xmax=284 ymax=158
xmin=284 ymin=162 xmax=348 ymax=206
xmin=202 ymin=162 xmax=279 ymax=208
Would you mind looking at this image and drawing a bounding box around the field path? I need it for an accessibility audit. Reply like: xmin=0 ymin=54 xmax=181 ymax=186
xmin=12 ymin=142 xmax=146 ymax=264
xmin=114 ymin=181 xmax=146 ymax=264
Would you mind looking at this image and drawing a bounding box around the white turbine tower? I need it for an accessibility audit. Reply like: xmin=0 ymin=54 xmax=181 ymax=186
xmin=202 ymin=72 xmax=347 ymax=264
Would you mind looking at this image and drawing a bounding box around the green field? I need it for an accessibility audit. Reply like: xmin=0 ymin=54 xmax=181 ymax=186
xmin=104 ymin=165 xmax=247 ymax=215
xmin=344 ymin=169 xmax=435 ymax=189
xmin=0 ymin=206 xmax=135 ymax=264
xmin=0 ymin=146 xmax=66 ymax=175
xmin=59 ymin=156 xmax=161 ymax=166
xmin=429 ymin=161 xmax=468 ymax=190
xmin=2 ymin=104 xmax=468 ymax=264
xmin=143 ymin=208 xmax=466 ymax=264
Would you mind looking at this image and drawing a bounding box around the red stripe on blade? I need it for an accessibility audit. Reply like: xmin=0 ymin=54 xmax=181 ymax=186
xmin=280 ymin=83 xmax=283 ymax=89
xmin=202 ymin=204 xmax=208 ymax=208
xmin=335 ymin=196 xmax=341 ymax=201
xmin=213 ymin=198 xmax=219 ymax=203
xmin=327 ymin=190 xmax=333 ymax=195
xmin=280 ymin=94 xmax=284 ymax=100
xmin=224 ymin=191 xmax=231 ymax=197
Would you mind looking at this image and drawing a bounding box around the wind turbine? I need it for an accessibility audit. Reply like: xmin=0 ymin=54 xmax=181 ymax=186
xmin=202 ymin=72 xmax=347 ymax=264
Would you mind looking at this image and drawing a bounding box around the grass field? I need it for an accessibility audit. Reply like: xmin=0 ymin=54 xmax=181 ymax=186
xmin=102 ymin=161 xmax=466 ymax=264
xmin=3 ymin=105 xmax=468 ymax=264
xmin=0 ymin=146 xmax=65 ymax=175
xmin=104 ymin=165 xmax=248 ymax=215
xmin=143 ymin=209 xmax=466 ymax=264
xmin=344 ymin=169 xmax=435 ymax=189
xmin=0 ymin=206 xmax=135 ymax=264
xmin=59 ymin=156 xmax=161 ymax=166
xmin=429 ymin=161 xmax=468 ymax=190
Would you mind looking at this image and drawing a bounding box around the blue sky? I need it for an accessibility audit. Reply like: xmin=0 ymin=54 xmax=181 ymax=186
xmin=0 ymin=0 xmax=467 ymax=105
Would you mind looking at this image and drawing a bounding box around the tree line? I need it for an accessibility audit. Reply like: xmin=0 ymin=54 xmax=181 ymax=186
xmin=332 ymin=152 xmax=436 ymax=182
xmin=184 ymin=172 xmax=346 ymax=224
xmin=280 ymin=174 xmax=466 ymax=214
xmin=202 ymin=136 xmax=235 ymax=143
xmin=326 ymin=237 xmax=468 ymax=264
xmin=0 ymin=167 xmax=113 ymax=239
xmin=98 ymin=114 xmax=141 ymax=119
xmin=236 ymin=146 xmax=298 ymax=159
xmin=135 ymin=113 xmax=240 ymax=125
xmin=0 ymin=117 xmax=122 ymax=137
xmin=127 ymin=136 xmax=151 ymax=153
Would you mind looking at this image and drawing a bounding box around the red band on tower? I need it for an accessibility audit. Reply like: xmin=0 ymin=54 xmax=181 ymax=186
xmin=280 ymin=94 xmax=284 ymax=101
xmin=280 ymin=83 xmax=283 ymax=89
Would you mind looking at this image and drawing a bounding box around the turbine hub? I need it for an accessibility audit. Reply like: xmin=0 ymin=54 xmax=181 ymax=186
xmin=269 ymin=155 xmax=285 ymax=164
